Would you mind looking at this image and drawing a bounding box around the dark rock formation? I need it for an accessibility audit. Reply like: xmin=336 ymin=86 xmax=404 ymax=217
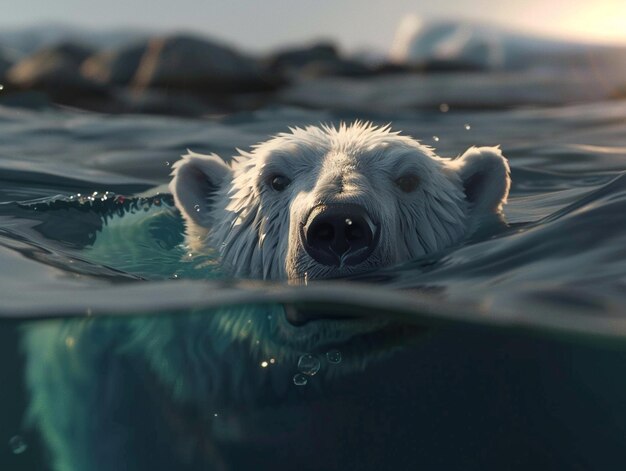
xmin=266 ymin=43 xmax=339 ymax=70
xmin=81 ymin=41 xmax=149 ymax=86
xmin=266 ymin=42 xmax=372 ymax=78
xmin=0 ymin=50 xmax=12 ymax=81
xmin=5 ymin=42 xmax=107 ymax=100
xmin=129 ymin=34 xmax=281 ymax=93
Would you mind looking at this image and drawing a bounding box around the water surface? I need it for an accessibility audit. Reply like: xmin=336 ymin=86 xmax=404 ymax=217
xmin=1 ymin=98 xmax=626 ymax=470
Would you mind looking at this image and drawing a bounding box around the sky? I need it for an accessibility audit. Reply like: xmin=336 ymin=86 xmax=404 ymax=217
xmin=2 ymin=0 xmax=626 ymax=53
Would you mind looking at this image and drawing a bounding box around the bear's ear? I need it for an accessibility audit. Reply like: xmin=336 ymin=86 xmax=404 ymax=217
xmin=169 ymin=151 xmax=232 ymax=228
xmin=451 ymin=146 xmax=511 ymax=214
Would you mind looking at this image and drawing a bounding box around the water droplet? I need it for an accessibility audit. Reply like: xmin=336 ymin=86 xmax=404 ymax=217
xmin=213 ymin=413 xmax=219 ymax=417
xmin=345 ymin=218 xmax=353 ymax=225
xmin=464 ymin=123 xmax=471 ymax=130
xmin=304 ymin=272 xmax=308 ymax=286
xmin=326 ymin=350 xmax=342 ymax=364
xmin=293 ymin=373 xmax=308 ymax=386
xmin=439 ymin=103 xmax=450 ymax=112
xmin=9 ymin=435 xmax=27 ymax=454
xmin=194 ymin=204 xmax=200 ymax=212
xmin=172 ymin=273 xmax=179 ymax=279
xmin=0 ymin=84 xmax=4 ymax=91
xmin=432 ymin=136 xmax=440 ymax=142
xmin=187 ymin=253 xmax=193 ymax=257
xmin=270 ymin=358 xmax=276 ymax=364
xmin=298 ymin=354 xmax=321 ymax=376
xmin=260 ymin=361 xmax=269 ymax=368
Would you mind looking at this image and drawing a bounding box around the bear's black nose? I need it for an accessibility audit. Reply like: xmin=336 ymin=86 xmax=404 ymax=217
xmin=302 ymin=204 xmax=378 ymax=267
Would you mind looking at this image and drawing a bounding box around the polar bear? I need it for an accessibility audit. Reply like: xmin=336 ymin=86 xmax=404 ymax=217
xmin=23 ymin=122 xmax=510 ymax=471
xmin=170 ymin=122 xmax=510 ymax=281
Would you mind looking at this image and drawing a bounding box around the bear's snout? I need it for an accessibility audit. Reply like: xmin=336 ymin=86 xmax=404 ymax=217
xmin=301 ymin=203 xmax=379 ymax=267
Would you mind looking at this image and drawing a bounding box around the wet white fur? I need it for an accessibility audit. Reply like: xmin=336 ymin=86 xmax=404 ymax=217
xmin=170 ymin=122 xmax=510 ymax=280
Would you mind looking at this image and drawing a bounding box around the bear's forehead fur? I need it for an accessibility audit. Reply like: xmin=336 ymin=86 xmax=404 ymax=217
xmin=238 ymin=123 xmax=447 ymax=187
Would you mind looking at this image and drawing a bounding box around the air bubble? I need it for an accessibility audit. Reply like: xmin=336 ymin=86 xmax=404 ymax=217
xmin=464 ymin=123 xmax=471 ymax=130
xmin=0 ymin=84 xmax=4 ymax=91
xmin=165 ymin=161 xmax=170 ymax=166
xmin=260 ymin=361 xmax=269 ymax=368
xmin=9 ymin=435 xmax=27 ymax=454
xmin=297 ymin=354 xmax=321 ymax=376
xmin=194 ymin=204 xmax=200 ymax=212
xmin=439 ymin=103 xmax=450 ymax=112
xmin=432 ymin=136 xmax=440 ymax=142
xmin=345 ymin=218 xmax=353 ymax=225
xmin=326 ymin=350 xmax=342 ymax=364
xmin=293 ymin=373 xmax=308 ymax=386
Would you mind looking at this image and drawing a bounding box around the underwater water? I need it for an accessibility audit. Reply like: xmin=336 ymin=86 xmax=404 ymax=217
xmin=1 ymin=97 xmax=626 ymax=470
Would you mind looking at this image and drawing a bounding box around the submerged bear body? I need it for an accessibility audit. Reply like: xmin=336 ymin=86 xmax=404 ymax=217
xmin=24 ymin=122 xmax=510 ymax=470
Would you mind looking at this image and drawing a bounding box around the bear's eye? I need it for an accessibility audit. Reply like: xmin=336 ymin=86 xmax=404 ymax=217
xmin=269 ymin=174 xmax=292 ymax=192
xmin=395 ymin=174 xmax=420 ymax=193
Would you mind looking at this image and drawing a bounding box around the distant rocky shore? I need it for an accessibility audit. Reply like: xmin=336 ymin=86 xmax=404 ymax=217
xmin=1 ymin=24 xmax=626 ymax=116
xmin=0 ymin=34 xmax=425 ymax=115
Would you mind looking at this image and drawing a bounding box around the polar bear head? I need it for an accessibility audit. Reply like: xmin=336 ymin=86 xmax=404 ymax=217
xmin=170 ymin=122 xmax=510 ymax=281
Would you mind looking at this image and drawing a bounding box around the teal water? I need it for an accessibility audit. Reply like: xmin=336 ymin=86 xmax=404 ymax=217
xmin=1 ymin=100 xmax=626 ymax=470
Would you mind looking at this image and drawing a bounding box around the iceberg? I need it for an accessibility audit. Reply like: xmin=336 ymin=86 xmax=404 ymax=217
xmin=389 ymin=15 xmax=626 ymax=72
